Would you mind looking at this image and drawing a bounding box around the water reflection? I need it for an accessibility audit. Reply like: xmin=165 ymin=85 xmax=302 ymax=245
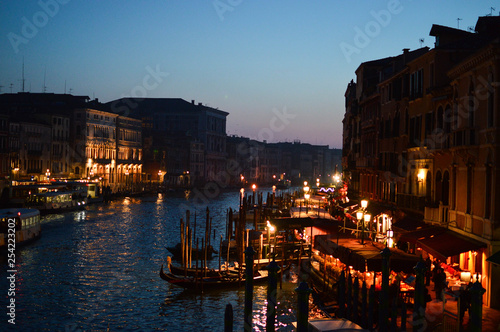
xmin=0 ymin=189 xmax=323 ymax=331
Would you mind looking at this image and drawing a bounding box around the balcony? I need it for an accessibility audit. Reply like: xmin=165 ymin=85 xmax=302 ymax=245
xmin=424 ymin=203 xmax=449 ymax=226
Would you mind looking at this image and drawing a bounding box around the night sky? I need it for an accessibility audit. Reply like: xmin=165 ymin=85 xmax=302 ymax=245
xmin=0 ymin=1 xmax=496 ymax=148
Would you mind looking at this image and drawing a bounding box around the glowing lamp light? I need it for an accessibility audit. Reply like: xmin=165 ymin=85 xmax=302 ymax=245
xmin=361 ymin=200 xmax=368 ymax=209
xmin=266 ymin=220 xmax=275 ymax=232
xmin=356 ymin=211 xmax=364 ymax=220
xmin=304 ymin=186 xmax=310 ymax=193
xmin=304 ymin=193 xmax=310 ymax=200
xmin=252 ymin=184 xmax=257 ymax=190
xmin=364 ymin=214 xmax=371 ymax=222
xmin=460 ymin=271 xmax=472 ymax=283
xmin=417 ymin=169 xmax=425 ymax=182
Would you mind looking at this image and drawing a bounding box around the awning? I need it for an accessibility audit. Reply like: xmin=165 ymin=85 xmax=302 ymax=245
xmin=486 ymin=250 xmax=500 ymax=266
xmin=392 ymin=214 xmax=426 ymax=231
xmin=416 ymin=230 xmax=486 ymax=262
xmin=398 ymin=226 xmax=447 ymax=244
xmin=272 ymin=217 xmax=315 ymax=229
xmin=315 ymin=235 xmax=420 ymax=274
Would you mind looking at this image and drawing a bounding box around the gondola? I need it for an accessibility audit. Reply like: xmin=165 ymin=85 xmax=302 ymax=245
xmin=167 ymin=260 xmax=237 ymax=278
xmin=159 ymin=263 xmax=289 ymax=290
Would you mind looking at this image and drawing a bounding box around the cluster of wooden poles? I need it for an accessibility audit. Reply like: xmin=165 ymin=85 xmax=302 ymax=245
xmin=223 ymin=246 xmax=312 ymax=332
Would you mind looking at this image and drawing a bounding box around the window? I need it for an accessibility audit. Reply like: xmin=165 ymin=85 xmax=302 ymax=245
xmin=410 ymin=69 xmax=423 ymax=99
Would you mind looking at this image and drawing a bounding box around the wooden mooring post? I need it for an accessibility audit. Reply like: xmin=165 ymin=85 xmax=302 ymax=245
xmin=295 ymin=281 xmax=312 ymax=332
xmin=244 ymin=246 xmax=255 ymax=331
xmin=224 ymin=303 xmax=233 ymax=332
xmin=266 ymin=259 xmax=279 ymax=332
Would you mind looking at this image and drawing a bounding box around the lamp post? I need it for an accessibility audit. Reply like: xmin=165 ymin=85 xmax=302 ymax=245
xmin=304 ymin=193 xmax=310 ymax=215
xmin=363 ymin=213 xmax=371 ymax=245
xmin=356 ymin=211 xmax=364 ymax=243
xmin=356 ymin=199 xmax=369 ymax=245
xmin=45 ymin=169 xmax=50 ymax=182
xmin=252 ymin=184 xmax=257 ymax=206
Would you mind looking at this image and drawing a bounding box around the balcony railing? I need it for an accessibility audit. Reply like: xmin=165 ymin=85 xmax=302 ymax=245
xmin=424 ymin=203 xmax=449 ymax=225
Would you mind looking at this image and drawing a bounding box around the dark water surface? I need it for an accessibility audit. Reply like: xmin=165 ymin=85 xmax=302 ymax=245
xmin=1 ymin=189 xmax=324 ymax=331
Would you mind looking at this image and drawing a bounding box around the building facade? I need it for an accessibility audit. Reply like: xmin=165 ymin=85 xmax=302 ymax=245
xmin=342 ymin=16 xmax=500 ymax=309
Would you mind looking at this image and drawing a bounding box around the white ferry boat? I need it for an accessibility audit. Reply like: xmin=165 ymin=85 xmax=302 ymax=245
xmin=0 ymin=208 xmax=41 ymax=248
xmin=25 ymin=191 xmax=87 ymax=214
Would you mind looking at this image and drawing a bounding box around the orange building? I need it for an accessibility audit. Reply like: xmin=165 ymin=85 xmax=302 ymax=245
xmin=343 ymin=16 xmax=500 ymax=309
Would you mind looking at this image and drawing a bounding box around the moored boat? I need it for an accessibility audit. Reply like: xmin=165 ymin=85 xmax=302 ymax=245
xmin=159 ymin=264 xmax=270 ymax=290
xmin=0 ymin=208 xmax=41 ymax=248
xmin=25 ymin=191 xmax=87 ymax=214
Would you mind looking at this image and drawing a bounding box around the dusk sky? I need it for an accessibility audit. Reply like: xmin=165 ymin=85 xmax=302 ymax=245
xmin=1 ymin=1 xmax=497 ymax=148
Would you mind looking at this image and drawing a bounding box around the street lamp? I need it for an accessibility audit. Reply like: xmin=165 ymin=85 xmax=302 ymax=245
xmin=266 ymin=220 xmax=275 ymax=256
xmin=304 ymin=193 xmax=310 ymax=214
xmin=387 ymin=229 xmax=394 ymax=248
xmin=361 ymin=199 xmax=368 ymax=209
xmin=252 ymin=184 xmax=257 ymax=205
xmin=45 ymin=169 xmax=50 ymax=182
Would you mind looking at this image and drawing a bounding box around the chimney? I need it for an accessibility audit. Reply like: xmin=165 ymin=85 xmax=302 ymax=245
xmin=191 ymin=100 xmax=195 ymax=104
xmin=402 ymin=48 xmax=410 ymax=63
xmin=198 ymin=102 xmax=202 ymax=106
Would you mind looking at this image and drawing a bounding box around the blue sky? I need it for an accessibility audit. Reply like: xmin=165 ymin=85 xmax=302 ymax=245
xmin=1 ymin=1 xmax=497 ymax=148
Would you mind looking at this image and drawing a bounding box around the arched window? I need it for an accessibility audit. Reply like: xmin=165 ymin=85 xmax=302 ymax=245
xmin=426 ymin=170 xmax=432 ymax=200
xmin=442 ymin=170 xmax=449 ymax=206
xmin=437 ymin=106 xmax=444 ymax=131
xmin=444 ymin=105 xmax=451 ymax=134
xmin=435 ymin=170 xmax=442 ymax=202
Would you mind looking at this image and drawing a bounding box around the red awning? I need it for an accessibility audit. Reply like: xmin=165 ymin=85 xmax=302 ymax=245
xmin=416 ymin=230 xmax=486 ymax=262
xmin=315 ymin=235 xmax=420 ymax=273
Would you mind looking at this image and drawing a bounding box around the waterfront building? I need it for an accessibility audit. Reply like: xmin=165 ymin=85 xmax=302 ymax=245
xmin=0 ymin=92 xmax=90 ymax=182
xmin=18 ymin=120 xmax=52 ymax=182
xmin=104 ymin=98 xmax=228 ymax=186
xmin=116 ymin=116 xmax=143 ymax=189
xmin=73 ymin=108 xmax=119 ymax=189
xmin=342 ymin=16 xmax=500 ymax=309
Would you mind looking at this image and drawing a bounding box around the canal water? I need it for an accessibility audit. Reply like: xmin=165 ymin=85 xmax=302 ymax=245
xmin=1 ymin=189 xmax=326 ymax=331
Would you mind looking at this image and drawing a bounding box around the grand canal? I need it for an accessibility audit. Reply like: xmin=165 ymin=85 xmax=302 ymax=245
xmin=1 ymin=189 xmax=326 ymax=331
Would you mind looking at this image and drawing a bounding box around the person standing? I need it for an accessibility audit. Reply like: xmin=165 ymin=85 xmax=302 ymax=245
xmin=425 ymin=256 xmax=432 ymax=286
xmin=433 ymin=268 xmax=446 ymax=301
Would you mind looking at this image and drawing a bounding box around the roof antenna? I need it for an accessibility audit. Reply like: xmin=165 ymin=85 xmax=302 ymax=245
xmin=457 ymin=18 xmax=462 ymax=29
xmin=487 ymin=7 xmax=495 ymax=16
xmin=21 ymin=57 xmax=26 ymax=92
xmin=419 ymin=38 xmax=424 ymax=47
